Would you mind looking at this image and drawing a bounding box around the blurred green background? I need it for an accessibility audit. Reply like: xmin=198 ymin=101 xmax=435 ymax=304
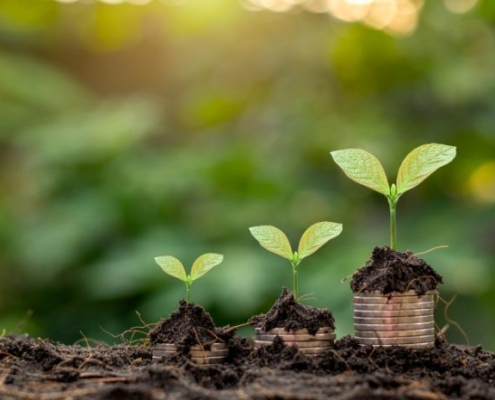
xmin=1 ymin=0 xmax=494 ymax=349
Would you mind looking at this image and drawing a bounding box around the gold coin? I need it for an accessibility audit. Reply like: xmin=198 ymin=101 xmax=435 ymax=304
xmin=355 ymin=335 xmax=434 ymax=345
xmin=354 ymin=322 xmax=433 ymax=331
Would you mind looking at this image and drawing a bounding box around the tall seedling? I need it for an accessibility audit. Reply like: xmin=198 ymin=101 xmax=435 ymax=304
xmin=249 ymin=222 xmax=342 ymax=302
xmin=331 ymin=143 xmax=456 ymax=250
xmin=155 ymin=253 xmax=223 ymax=303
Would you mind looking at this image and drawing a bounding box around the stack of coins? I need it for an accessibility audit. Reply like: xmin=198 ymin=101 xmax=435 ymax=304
xmin=254 ymin=327 xmax=336 ymax=356
xmin=354 ymin=290 xmax=436 ymax=348
xmin=152 ymin=343 xmax=228 ymax=365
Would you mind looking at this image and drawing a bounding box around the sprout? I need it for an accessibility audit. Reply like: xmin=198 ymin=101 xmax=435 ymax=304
xmin=249 ymin=222 xmax=343 ymax=302
xmin=331 ymin=143 xmax=456 ymax=250
xmin=155 ymin=253 xmax=224 ymax=303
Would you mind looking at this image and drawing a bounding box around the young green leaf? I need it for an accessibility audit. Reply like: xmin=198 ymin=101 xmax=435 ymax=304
xmin=330 ymin=149 xmax=390 ymax=196
xmin=154 ymin=256 xmax=187 ymax=282
xmin=190 ymin=253 xmax=224 ymax=281
xmin=249 ymin=225 xmax=293 ymax=260
xmin=396 ymin=143 xmax=456 ymax=195
xmin=298 ymin=221 xmax=343 ymax=260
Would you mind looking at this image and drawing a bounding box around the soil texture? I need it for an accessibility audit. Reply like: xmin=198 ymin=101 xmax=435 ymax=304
xmin=149 ymin=300 xmax=234 ymax=350
xmin=248 ymin=287 xmax=335 ymax=334
xmin=1 ymin=333 xmax=495 ymax=399
xmin=351 ymin=246 xmax=443 ymax=294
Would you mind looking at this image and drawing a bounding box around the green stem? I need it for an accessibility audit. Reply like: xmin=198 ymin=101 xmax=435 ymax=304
xmin=186 ymin=282 xmax=191 ymax=303
xmin=292 ymin=261 xmax=299 ymax=302
xmin=389 ymin=198 xmax=397 ymax=250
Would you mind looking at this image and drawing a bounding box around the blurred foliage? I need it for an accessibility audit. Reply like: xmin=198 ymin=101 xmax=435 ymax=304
xmin=0 ymin=0 xmax=495 ymax=349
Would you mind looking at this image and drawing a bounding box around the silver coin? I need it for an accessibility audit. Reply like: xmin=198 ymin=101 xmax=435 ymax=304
xmin=190 ymin=343 xmax=226 ymax=351
xmin=353 ymin=315 xmax=434 ymax=325
xmin=365 ymin=342 xmax=433 ymax=349
xmin=297 ymin=347 xmax=332 ymax=354
xmin=355 ymin=328 xmax=434 ymax=338
xmin=355 ymin=335 xmax=434 ymax=345
xmin=354 ymin=295 xmax=434 ymax=305
xmin=255 ymin=327 xmax=333 ymax=335
xmin=255 ymin=333 xmax=336 ymax=341
xmin=353 ymin=301 xmax=434 ymax=310
xmin=354 ymin=322 xmax=433 ymax=331
xmin=354 ymin=308 xmax=434 ymax=317
xmin=254 ymin=339 xmax=333 ymax=348
xmin=189 ymin=349 xmax=229 ymax=357
xmin=191 ymin=356 xmax=226 ymax=365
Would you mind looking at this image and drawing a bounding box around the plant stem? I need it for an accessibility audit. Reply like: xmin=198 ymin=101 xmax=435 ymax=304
xmin=389 ymin=198 xmax=397 ymax=250
xmin=186 ymin=283 xmax=191 ymax=303
xmin=292 ymin=260 xmax=299 ymax=302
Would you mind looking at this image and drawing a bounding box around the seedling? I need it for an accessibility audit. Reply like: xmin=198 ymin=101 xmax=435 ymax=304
xmin=249 ymin=222 xmax=343 ymax=302
xmin=331 ymin=143 xmax=456 ymax=250
xmin=155 ymin=253 xmax=223 ymax=303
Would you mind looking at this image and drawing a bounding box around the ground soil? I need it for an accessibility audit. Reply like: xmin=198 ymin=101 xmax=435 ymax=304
xmin=351 ymin=246 xmax=443 ymax=295
xmin=1 ymin=332 xmax=495 ymax=399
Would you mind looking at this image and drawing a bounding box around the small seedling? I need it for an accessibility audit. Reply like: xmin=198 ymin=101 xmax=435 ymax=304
xmin=331 ymin=143 xmax=456 ymax=250
xmin=249 ymin=222 xmax=343 ymax=302
xmin=155 ymin=253 xmax=223 ymax=303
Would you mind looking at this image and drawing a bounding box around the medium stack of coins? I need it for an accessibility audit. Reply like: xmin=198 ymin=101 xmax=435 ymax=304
xmin=254 ymin=327 xmax=336 ymax=356
xmin=152 ymin=343 xmax=228 ymax=365
xmin=354 ymin=290 xmax=436 ymax=348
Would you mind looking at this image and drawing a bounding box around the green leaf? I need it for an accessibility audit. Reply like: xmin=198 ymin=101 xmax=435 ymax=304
xmin=190 ymin=253 xmax=224 ymax=281
xmin=155 ymin=256 xmax=187 ymax=282
xmin=396 ymin=143 xmax=456 ymax=195
xmin=298 ymin=221 xmax=343 ymax=259
xmin=249 ymin=225 xmax=293 ymax=260
xmin=331 ymin=149 xmax=390 ymax=195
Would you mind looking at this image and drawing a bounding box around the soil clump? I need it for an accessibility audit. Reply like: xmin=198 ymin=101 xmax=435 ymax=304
xmin=351 ymin=246 xmax=443 ymax=295
xmin=248 ymin=287 xmax=335 ymax=334
xmin=149 ymin=300 xmax=234 ymax=350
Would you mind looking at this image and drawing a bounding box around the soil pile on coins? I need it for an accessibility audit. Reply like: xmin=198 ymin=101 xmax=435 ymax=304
xmin=149 ymin=300 xmax=234 ymax=350
xmin=248 ymin=287 xmax=335 ymax=335
xmin=351 ymin=246 xmax=443 ymax=294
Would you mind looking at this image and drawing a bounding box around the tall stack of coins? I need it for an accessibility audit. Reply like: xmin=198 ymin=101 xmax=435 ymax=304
xmin=152 ymin=343 xmax=228 ymax=365
xmin=354 ymin=290 xmax=436 ymax=348
xmin=254 ymin=327 xmax=336 ymax=355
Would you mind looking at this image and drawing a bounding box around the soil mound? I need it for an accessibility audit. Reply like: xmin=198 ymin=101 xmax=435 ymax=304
xmin=351 ymin=246 xmax=443 ymax=295
xmin=149 ymin=300 xmax=234 ymax=349
xmin=248 ymin=287 xmax=335 ymax=334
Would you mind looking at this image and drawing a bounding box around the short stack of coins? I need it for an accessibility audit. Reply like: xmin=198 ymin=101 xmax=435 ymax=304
xmin=152 ymin=343 xmax=228 ymax=365
xmin=354 ymin=290 xmax=436 ymax=348
xmin=254 ymin=327 xmax=336 ymax=356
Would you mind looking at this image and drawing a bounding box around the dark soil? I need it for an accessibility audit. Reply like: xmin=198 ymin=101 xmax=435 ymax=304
xmin=248 ymin=287 xmax=335 ymax=334
xmin=351 ymin=246 xmax=443 ymax=295
xmin=149 ymin=300 xmax=234 ymax=350
xmin=2 ymin=333 xmax=495 ymax=399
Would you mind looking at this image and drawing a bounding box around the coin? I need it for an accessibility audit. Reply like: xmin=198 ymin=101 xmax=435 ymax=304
xmin=366 ymin=342 xmax=433 ymax=349
xmin=254 ymin=339 xmax=333 ymax=348
xmin=357 ymin=290 xmax=436 ymax=297
xmin=189 ymin=349 xmax=229 ymax=357
xmin=353 ymin=315 xmax=434 ymax=325
xmin=355 ymin=335 xmax=434 ymax=345
xmin=355 ymin=328 xmax=435 ymax=338
xmin=353 ymin=301 xmax=434 ymax=310
xmin=354 ymin=294 xmax=434 ymax=305
xmin=354 ymin=322 xmax=433 ymax=331
xmin=354 ymin=308 xmax=434 ymax=317
xmin=297 ymin=347 xmax=331 ymax=355
xmin=255 ymin=333 xmax=336 ymax=341
xmin=191 ymin=356 xmax=226 ymax=365
xmin=254 ymin=327 xmax=333 ymax=335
